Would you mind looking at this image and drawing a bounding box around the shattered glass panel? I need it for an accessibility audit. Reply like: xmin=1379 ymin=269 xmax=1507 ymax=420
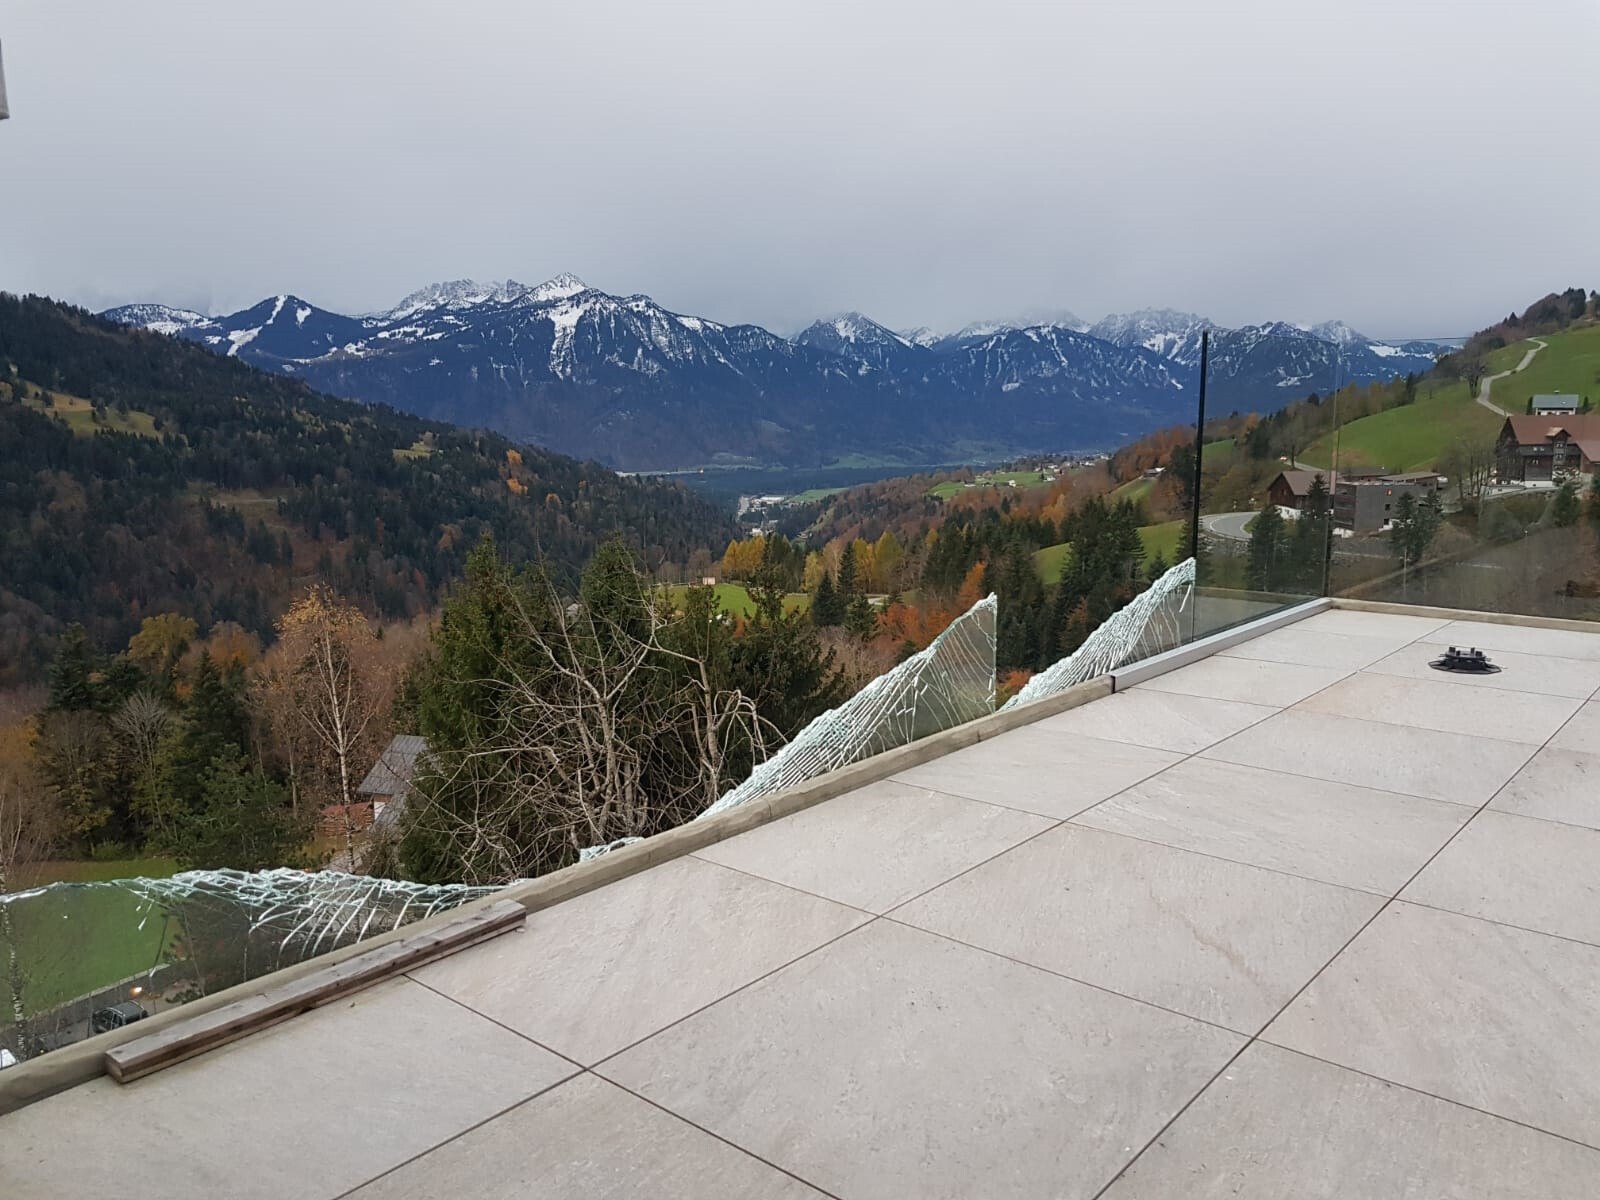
xmin=1003 ymin=557 xmax=1195 ymax=710
xmin=701 ymin=594 xmax=997 ymax=818
xmin=0 ymin=869 xmax=498 ymax=1065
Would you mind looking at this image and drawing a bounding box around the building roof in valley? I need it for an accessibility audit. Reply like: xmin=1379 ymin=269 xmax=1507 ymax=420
xmin=1366 ymin=471 xmax=1444 ymax=485
xmin=1272 ymin=469 xmax=1338 ymax=497
xmin=1503 ymin=414 xmax=1600 ymax=448
xmin=356 ymin=734 xmax=428 ymax=798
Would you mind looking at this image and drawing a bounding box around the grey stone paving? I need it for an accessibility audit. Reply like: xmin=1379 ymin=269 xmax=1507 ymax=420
xmin=7 ymin=608 xmax=1600 ymax=1197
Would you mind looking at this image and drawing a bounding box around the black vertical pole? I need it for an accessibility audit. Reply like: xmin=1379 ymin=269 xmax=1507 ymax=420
xmin=1188 ymin=328 xmax=1210 ymax=563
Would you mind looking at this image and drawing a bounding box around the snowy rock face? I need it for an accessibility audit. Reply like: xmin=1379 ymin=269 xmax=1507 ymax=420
xmin=104 ymin=278 xmax=1438 ymax=470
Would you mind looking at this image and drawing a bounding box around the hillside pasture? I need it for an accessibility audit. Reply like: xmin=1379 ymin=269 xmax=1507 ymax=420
xmin=1033 ymin=520 xmax=1186 ymax=584
xmin=929 ymin=469 xmax=1054 ymax=500
xmin=1489 ymin=325 xmax=1600 ymax=411
xmin=1299 ymin=379 xmax=1501 ymax=473
xmin=664 ymin=583 xmax=811 ymax=618
xmin=16 ymin=386 xmax=159 ymax=438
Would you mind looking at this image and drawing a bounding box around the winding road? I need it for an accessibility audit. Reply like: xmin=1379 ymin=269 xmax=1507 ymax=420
xmin=1202 ymin=511 xmax=1256 ymax=541
xmin=1475 ymin=337 xmax=1547 ymax=417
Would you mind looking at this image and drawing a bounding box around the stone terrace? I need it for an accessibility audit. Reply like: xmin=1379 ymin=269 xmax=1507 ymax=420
xmin=7 ymin=607 xmax=1600 ymax=1197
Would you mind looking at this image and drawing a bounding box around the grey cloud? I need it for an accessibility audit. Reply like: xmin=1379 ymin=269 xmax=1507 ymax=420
xmin=3 ymin=0 xmax=1597 ymax=339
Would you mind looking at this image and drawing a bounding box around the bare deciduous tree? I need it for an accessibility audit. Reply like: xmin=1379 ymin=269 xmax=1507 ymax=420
xmin=264 ymin=586 xmax=395 ymax=870
xmin=406 ymin=575 xmax=774 ymax=884
xmin=111 ymin=691 xmax=176 ymax=845
xmin=1441 ymin=435 xmax=1496 ymax=509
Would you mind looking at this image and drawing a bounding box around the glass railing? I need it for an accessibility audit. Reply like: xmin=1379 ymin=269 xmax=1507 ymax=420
xmin=1185 ymin=322 xmax=1596 ymax=629
xmin=0 ymin=870 xmax=497 ymax=1066
xmin=1189 ymin=329 xmax=1346 ymax=639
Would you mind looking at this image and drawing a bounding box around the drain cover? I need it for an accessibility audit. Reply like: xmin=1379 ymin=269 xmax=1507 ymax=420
xmin=1430 ymin=646 xmax=1501 ymax=674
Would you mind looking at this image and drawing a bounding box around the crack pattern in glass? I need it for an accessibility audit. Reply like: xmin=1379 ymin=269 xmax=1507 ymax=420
xmin=0 ymin=869 xmax=498 ymax=1063
xmin=1003 ymin=556 xmax=1195 ymax=710
xmin=699 ymin=593 xmax=998 ymax=818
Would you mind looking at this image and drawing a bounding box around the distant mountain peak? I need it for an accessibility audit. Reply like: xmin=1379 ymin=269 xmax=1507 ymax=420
xmin=529 ymin=272 xmax=591 ymax=303
xmin=1308 ymin=319 xmax=1370 ymax=346
xmin=382 ymin=275 xmax=592 ymax=321
xmin=807 ymin=311 xmax=910 ymax=347
xmin=899 ymin=310 xmax=1090 ymax=350
xmin=101 ymin=302 xmax=213 ymax=336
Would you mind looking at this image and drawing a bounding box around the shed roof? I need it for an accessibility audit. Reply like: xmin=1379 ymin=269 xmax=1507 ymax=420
xmin=356 ymin=734 xmax=428 ymax=798
xmin=1271 ymin=469 xmax=1337 ymax=497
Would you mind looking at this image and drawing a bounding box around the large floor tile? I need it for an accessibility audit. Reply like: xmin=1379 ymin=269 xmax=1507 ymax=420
xmin=0 ymin=979 xmax=573 ymax=1200
xmin=1297 ymin=609 xmax=1450 ymax=640
xmin=1403 ymin=810 xmax=1600 ymax=945
xmin=348 ymin=1072 xmax=826 ymax=1199
xmin=892 ymin=726 xmax=1181 ymax=819
xmin=1295 ymin=671 xmax=1582 ymax=745
xmin=1103 ymin=1042 xmax=1600 ymax=1199
xmin=1134 ymin=655 xmax=1348 ymax=707
xmin=696 ymin=779 xmax=1053 ymax=912
xmin=410 ymin=855 xmax=866 ymax=1065
xmin=602 ymin=920 xmax=1242 ymax=1200
xmin=1030 ymin=688 xmax=1276 ymax=754
xmin=1074 ymin=758 xmax=1468 ymax=894
xmin=1220 ymin=626 xmax=1410 ymax=670
xmin=1265 ymin=902 xmax=1600 ymax=1146
xmin=1375 ymin=639 xmax=1600 ymax=699
xmin=894 ymin=824 xmax=1381 ymax=1031
xmin=1203 ymin=708 xmax=1534 ymax=806
xmin=1431 ymin=619 xmax=1600 ymax=663
xmin=1493 ymin=746 xmax=1600 ymax=829
xmin=1549 ymin=701 xmax=1600 ymax=754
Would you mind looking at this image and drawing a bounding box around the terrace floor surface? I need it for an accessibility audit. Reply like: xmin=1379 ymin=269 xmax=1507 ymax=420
xmin=7 ymin=609 xmax=1600 ymax=1198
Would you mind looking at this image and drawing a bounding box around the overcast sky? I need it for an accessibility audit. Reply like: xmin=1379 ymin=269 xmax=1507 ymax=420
xmin=4 ymin=0 xmax=1597 ymax=338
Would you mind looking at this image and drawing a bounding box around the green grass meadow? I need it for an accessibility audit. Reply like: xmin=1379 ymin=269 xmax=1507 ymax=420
xmin=1299 ymin=380 xmax=1502 ymax=472
xmin=1489 ymin=326 xmax=1600 ymax=412
xmin=1033 ymin=520 xmax=1186 ymax=584
xmin=665 ymin=583 xmax=811 ymax=618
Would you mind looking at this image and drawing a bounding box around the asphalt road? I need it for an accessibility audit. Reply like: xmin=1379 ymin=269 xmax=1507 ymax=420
xmin=1202 ymin=512 xmax=1255 ymax=541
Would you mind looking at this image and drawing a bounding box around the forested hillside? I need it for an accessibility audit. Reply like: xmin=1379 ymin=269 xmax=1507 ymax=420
xmin=0 ymin=295 xmax=735 ymax=684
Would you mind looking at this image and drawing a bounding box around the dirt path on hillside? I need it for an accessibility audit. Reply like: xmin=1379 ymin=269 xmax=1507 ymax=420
xmin=1476 ymin=337 xmax=1547 ymax=417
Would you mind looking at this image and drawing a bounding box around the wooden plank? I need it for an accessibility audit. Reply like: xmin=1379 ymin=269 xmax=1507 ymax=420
xmin=104 ymin=899 xmax=526 ymax=1083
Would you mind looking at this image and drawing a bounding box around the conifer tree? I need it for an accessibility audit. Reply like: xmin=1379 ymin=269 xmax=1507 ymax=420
xmin=811 ymin=571 xmax=843 ymax=627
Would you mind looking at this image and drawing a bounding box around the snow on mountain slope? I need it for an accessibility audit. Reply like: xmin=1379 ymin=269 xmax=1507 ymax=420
xmin=795 ymin=312 xmax=924 ymax=374
xmin=104 ymin=277 xmax=1437 ymax=469
xmin=100 ymin=303 xmax=215 ymax=337
xmin=1089 ymin=309 xmax=1215 ymax=362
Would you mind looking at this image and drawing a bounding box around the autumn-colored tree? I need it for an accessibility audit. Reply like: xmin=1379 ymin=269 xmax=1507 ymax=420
xmin=871 ymin=531 xmax=904 ymax=593
xmin=802 ymin=550 xmax=828 ymax=592
xmin=956 ymin=561 xmax=988 ymax=612
xmin=125 ymin=613 xmax=198 ymax=679
xmin=263 ymin=586 xmax=394 ymax=868
xmin=719 ymin=536 xmax=767 ymax=581
xmin=199 ymin=622 xmax=261 ymax=672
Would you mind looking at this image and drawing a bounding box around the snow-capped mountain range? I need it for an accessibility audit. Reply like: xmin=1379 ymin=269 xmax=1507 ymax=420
xmin=103 ymin=278 xmax=1441 ymax=470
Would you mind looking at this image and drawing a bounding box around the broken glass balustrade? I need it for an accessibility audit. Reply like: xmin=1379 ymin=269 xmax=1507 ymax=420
xmin=0 ymin=869 xmax=498 ymax=1065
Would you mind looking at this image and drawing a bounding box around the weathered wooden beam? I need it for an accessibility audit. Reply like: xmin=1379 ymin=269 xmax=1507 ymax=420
xmin=103 ymin=899 xmax=526 ymax=1083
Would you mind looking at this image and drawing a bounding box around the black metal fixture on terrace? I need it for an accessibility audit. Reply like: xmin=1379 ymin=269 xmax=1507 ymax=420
xmin=1430 ymin=646 xmax=1500 ymax=675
